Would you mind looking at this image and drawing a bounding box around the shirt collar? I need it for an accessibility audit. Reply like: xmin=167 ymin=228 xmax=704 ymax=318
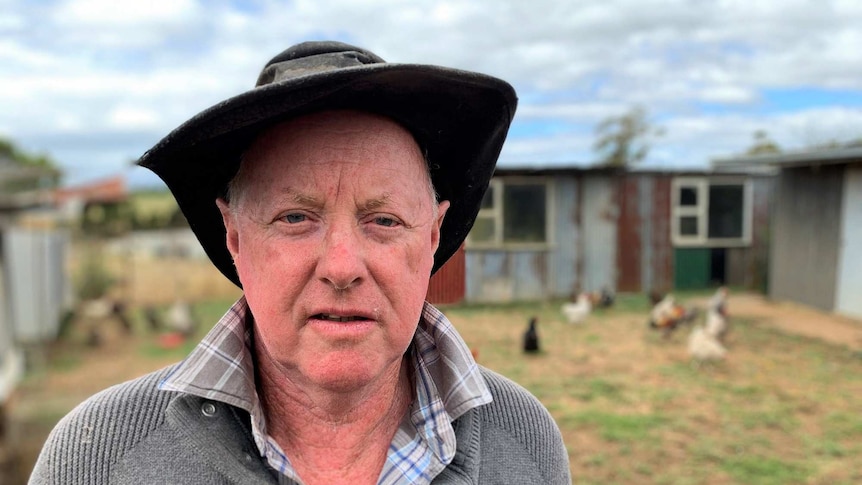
xmin=159 ymin=297 xmax=491 ymax=484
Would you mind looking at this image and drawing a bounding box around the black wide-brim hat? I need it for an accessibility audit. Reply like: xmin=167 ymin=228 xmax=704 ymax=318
xmin=139 ymin=41 xmax=517 ymax=287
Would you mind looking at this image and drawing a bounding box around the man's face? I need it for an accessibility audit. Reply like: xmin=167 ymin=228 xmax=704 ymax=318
xmin=218 ymin=111 xmax=449 ymax=392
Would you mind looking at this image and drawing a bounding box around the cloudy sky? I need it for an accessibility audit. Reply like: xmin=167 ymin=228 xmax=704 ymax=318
xmin=3 ymin=0 xmax=862 ymax=188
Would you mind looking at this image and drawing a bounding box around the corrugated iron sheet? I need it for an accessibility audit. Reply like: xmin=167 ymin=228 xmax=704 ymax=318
xmin=616 ymin=176 xmax=643 ymax=292
xmin=426 ymin=244 xmax=465 ymax=304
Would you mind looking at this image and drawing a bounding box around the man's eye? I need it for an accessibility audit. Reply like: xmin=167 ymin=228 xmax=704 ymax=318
xmin=374 ymin=217 xmax=397 ymax=227
xmin=282 ymin=213 xmax=306 ymax=223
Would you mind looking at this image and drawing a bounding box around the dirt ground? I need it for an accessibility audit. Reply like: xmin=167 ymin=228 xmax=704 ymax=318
xmin=4 ymin=292 xmax=861 ymax=484
xmin=696 ymin=293 xmax=862 ymax=351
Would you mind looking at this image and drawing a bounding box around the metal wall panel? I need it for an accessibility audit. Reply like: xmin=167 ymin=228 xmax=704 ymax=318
xmin=648 ymin=176 xmax=674 ymax=292
xmin=616 ymin=176 xmax=642 ymax=292
xmin=581 ymin=175 xmax=618 ymax=293
xmin=426 ymin=244 xmax=465 ymax=305
xmin=549 ymin=176 xmax=579 ymax=297
xmin=3 ymin=228 xmax=69 ymax=344
xmin=835 ymin=165 xmax=862 ymax=319
xmin=465 ymin=250 xmax=551 ymax=302
xmin=0 ymin=259 xmax=24 ymax=403
xmin=769 ymin=165 xmax=843 ymax=311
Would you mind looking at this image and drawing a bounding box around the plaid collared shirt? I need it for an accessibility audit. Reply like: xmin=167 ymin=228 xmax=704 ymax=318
xmin=159 ymin=297 xmax=491 ymax=485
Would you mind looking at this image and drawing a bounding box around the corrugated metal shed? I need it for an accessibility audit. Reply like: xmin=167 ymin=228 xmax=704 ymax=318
xmin=763 ymin=163 xmax=843 ymax=311
xmin=462 ymin=166 xmax=772 ymax=302
xmin=716 ymin=150 xmax=862 ymax=318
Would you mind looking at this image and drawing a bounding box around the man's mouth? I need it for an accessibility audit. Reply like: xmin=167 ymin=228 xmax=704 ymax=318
xmin=313 ymin=314 xmax=369 ymax=323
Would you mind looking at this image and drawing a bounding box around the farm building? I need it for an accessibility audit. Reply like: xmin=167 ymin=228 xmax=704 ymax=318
xmin=0 ymin=156 xmax=68 ymax=430
xmin=716 ymin=147 xmax=862 ymax=320
xmin=427 ymin=166 xmax=773 ymax=303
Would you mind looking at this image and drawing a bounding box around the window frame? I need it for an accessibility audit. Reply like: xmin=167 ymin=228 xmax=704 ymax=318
xmin=467 ymin=177 xmax=555 ymax=249
xmin=671 ymin=176 xmax=753 ymax=247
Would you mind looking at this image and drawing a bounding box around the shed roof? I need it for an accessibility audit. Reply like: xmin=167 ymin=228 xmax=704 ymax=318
xmin=713 ymin=146 xmax=862 ymax=170
xmin=493 ymin=163 xmax=772 ymax=177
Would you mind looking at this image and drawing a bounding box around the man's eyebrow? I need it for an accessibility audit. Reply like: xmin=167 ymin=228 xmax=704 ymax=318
xmin=278 ymin=188 xmax=321 ymax=207
xmin=360 ymin=194 xmax=391 ymax=212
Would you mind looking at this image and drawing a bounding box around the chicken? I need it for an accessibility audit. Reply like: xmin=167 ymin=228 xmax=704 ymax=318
xmin=708 ymin=286 xmax=729 ymax=318
xmin=688 ymin=325 xmax=727 ymax=365
xmin=562 ymin=292 xmax=592 ymax=324
xmin=648 ymin=293 xmax=698 ymax=338
xmin=165 ymin=300 xmax=197 ymax=338
xmin=143 ymin=306 xmax=163 ymax=332
xmin=703 ymin=286 xmax=730 ymax=341
xmin=111 ymin=300 xmax=132 ymax=334
xmin=587 ymin=287 xmax=615 ymax=309
xmin=704 ymin=309 xmax=728 ymax=341
xmin=523 ymin=316 xmax=540 ymax=353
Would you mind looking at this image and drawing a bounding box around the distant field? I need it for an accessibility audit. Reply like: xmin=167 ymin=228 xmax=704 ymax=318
xmin=129 ymin=189 xmax=178 ymax=221
xmin=9 ymin=294 xmax=862 ymax=484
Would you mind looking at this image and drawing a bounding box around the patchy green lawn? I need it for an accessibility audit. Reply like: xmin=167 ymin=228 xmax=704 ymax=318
xmin=445 ymin=294 xmax=862 ymax=484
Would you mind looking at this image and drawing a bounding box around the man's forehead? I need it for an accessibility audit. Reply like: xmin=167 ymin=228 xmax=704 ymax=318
xmin=247 ymin=110 xmax=422 ymax=156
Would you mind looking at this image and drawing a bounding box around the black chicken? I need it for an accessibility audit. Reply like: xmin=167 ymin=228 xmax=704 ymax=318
xmin=523 ymin=317 xmax=540 ymax=354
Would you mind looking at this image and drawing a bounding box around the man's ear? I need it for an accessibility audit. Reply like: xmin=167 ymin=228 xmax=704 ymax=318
xmin=216 ymin=198 xmax=240 ymax=262
xmin=432 ymin=200 xmax=450 ymax=254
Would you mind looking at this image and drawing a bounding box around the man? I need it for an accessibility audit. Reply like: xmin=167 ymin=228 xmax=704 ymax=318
xmin=31 ymin=41 xmax=570 ymax=484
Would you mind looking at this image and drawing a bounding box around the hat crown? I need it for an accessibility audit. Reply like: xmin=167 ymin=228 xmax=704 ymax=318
xmin=256 ymin=41 xmax=386 ymax=87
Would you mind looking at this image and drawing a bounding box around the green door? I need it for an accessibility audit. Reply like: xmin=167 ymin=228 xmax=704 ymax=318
xmin=674 ymin=248 xmax=711 ymax=290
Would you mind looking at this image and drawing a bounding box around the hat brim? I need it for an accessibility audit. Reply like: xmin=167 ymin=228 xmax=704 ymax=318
xmin=139 ymin=63 xmax=517 ymax=287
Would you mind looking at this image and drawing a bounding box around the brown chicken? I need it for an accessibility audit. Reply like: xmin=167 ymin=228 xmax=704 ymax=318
xmin=648 ymin=293 xmax=698 ymax=338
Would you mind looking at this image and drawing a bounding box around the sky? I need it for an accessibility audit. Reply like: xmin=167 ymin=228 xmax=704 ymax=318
xmin=3 ymin=0 xmax=862 ymax=188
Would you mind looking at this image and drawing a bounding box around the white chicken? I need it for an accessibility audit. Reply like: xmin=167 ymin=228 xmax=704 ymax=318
xmin=166 ymin=300 xmax=197 ymax=337
xmin=688 ymin=325 xmax=727 ymax=364
xmin=704 ymin=286 xmax=730 ymax=340
xmin=562 ymin=293 xmax=592 ymax=324
xmin=704 ymin=309 xmax=728 ymax=340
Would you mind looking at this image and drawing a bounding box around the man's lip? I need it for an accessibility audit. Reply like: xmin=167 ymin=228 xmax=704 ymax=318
xmin=308 ymin=310 xmax=376 ymax=322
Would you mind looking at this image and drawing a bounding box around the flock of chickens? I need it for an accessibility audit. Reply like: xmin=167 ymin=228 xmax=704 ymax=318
xmin=523 ymin=286 xmax=732 ymax=366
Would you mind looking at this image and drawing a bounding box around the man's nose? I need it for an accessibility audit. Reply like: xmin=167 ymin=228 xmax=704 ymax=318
xmin=317 ymin=222 xmax=365 ymax=291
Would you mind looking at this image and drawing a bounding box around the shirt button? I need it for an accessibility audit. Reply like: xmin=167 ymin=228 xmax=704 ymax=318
xmin=201 ymin=402 xmax=217 ymax=417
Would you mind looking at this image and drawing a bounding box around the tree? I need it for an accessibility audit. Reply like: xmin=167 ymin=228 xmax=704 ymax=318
xmin=745 ymin=130 xmax=781 ymax=155
xmin=0 ymin=137 xmax=62 ymax=189
xmin=593 ymin=106 xmax=664 ymax=167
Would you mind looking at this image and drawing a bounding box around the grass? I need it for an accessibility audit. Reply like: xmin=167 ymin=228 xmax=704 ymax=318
xmin=11 ymin=292 xmax=862 ymax=484
xmin=442 ymin=295 xmax=862 ymax=484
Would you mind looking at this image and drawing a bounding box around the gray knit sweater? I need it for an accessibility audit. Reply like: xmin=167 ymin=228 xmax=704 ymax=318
xmin=29 ymin=366 xmax=571 ymax=484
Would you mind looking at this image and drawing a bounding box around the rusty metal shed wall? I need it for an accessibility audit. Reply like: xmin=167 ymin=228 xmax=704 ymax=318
xmin=769 ymin=165 xmax=843 ymax=311
xmin=615 ymin=174 xmax=686 ymax=293
xmin=616 ymin=176 xmax=641 ymax=292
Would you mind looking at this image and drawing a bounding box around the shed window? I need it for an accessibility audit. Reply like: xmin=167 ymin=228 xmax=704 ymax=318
xmin=672 ymin=177 xmax=751 ymax=246
xmin=468 ymin=178 xmax=553 ymax=247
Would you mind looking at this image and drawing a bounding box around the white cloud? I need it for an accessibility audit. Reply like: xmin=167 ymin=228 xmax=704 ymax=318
xmin=3 ymin=0 xmax=862 ymax=186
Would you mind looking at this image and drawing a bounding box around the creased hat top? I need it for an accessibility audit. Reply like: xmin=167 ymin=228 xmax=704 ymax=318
xmin=256 ymin=42 xmax=386 ymax=86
